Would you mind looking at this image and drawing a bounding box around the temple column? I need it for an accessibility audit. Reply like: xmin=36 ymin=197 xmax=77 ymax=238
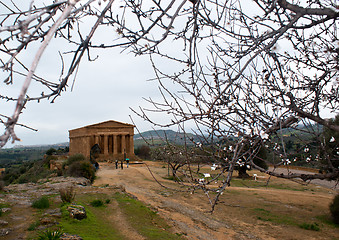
xmin=121 ymin=134 xmax=126 ymax=154
xmin=129 ymin=135 xmax=134 ymax=154
xmin=95 ymin=135 xmax=99 ymax=144
xmin=113 ymin=134 xmax=118 ymax=155
xmin=104 ymin=135 xmax=108 ymax=155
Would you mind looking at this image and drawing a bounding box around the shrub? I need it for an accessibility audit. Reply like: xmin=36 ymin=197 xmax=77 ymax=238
xmin=67 ymin=161 xmax=95 ymax=182
xmin=37 ymin=229 xmax=63 ymax=240
xmin=135 ymin=145 xmax=151 ymax=159
xmin=17 ymin=174 xmax=29 ymax=184
xmin=59 ymin=186 xmax=76 ymax=203
xmin=32 ymin=196 xmax=50 ymax=209
xmin=0 ymin=180 xmax=4 ymax=191
xmin=44 ymin=155 xmax=58 ymax=166
xmin=330 ymin=194 xmax=339 ymax=224
xmin=67 ymin=154 xmax=86 ymax=165
xmin=46 ymin=148 xmax=57 ymax=156
xmin=105 ymin=199 xmax=111 ymax=204
xmin=28 ymin=220 xmax=40 ymax=231
xmin=298 ymin=222 xmax=320 ymax=231
xmin=90 ymin=199 xmax=104 ymax=207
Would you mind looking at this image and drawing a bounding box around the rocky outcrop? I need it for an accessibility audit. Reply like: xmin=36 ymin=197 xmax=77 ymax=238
xmin=67 ymin=205 xmax=87 ymax=220
xmin=2 ymin=177 xmax=90 ymax=206
xmin=0 ymin=228 xmax=10 ymax=236
xmin=0 ymin=220 xmax=8 ymax=226
xmin=60 ymin=233 xmax=83 ymax=240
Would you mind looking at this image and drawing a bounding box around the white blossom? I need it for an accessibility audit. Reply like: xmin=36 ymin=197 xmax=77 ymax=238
xmin=204 ymin=173 xmax=211 ymax=178
xmin=330 ymin=136 xmax=335 ymax=143
xmin=260 ymin=132 xmax=269 ymax=139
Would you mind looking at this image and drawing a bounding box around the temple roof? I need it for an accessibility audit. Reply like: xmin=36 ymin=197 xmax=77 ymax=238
xmin=69 ymin=120 xmax=135 ymax=132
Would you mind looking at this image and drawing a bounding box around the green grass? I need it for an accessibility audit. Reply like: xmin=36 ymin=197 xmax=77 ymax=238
xmin=36 ymin=229 xmax=64 ymax=240
xmin=28 ymin=220 xmax=40 ymax=231
xmin=316 ymin=215 xmax=339 ymax=228
xmin=253 ymin=208 xmax=298 ymax=226
xmin=114 ymin=192 xmax=182 ymax=240
xmin=27 ymin=192 xmax=182 ymax=240
xmin=230 ymin=178 xmax=313 ymax=191
xmin=32 ymin=196 xmax=50 ymax=209
xmin=254 ymin=207 xmax=324 ymax=231
xmin=59 ymin=201 xmax=123 ymax=240
xmin=90 ymin=199 xmax=104 ymax=207
xmin=298 ymin=222 xmax=320 ymax=231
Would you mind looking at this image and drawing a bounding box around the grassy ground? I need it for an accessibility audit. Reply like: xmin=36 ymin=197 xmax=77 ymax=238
xmin=26 ymin=190 xmax=182 ymax=240
xmin=2 ymin=162 xmax=338 ymax=239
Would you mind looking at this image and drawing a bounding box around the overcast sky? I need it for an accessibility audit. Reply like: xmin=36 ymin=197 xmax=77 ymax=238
xmin=0 ymin=0 xmax=194 ymax=148
xmin=7 ymin=42 xmax=180 ymax=147
xmin=0 ymin=32 xmax=166 ymax=147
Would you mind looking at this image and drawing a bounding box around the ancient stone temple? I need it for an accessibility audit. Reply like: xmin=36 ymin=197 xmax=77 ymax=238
xmin=69 ymin=120 xmax=135 ymax=161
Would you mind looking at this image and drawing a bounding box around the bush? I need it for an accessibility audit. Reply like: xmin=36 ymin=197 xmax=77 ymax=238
xmin=90 ymin=199 xmax=104 ymax=207
xmin=298 ymin=222 xmax=320 ymax=231
xmin=59 ymin=186 xmax=76 ymax=203
xmin=32 ymin=196 xmax=50 ymax=209
xmin=0 ymin=180 xmax=4 ymax=191
xmin=67 ymin=154 xmax=86 ymax=165
xmin=330 ymin=194 xmax=339 ymax=224
xmin=135 ymin=145 xmax=151 ymax=159
xmin=37 ymin=229 xmax=63 ymax=240
xmin=46 ymin=148 xmax=57 ymax=156
xmin=67 ymin=161 xmax=95 ymax=183
xmin=44 ymin=155 xmax=58 ymax=166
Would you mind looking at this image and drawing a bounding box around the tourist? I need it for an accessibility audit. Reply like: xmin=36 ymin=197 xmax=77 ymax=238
xmin=94 ymin=162 xmax=99 ymax=170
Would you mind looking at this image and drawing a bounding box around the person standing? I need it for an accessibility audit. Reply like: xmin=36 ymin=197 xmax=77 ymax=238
xmin=120 ymin=160 xmax=123 ymax=170
xmin=126 ymin=158 xmax=129 ymax=168
xmin=115 ymin=160 xmax=118 ymax=169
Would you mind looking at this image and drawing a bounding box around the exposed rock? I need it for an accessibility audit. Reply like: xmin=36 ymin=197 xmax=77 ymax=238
xmin=0 ymin=228 xmax=10 ymax=236
xmin=60 ymin=233 xmax=83 ymax=240
xmin=43 ymin=208 xmax=62 ymax=218
xmin=1 ymin=208 xmax=11 ymax=213
xmin=39 ymin=217 xmax=57 ymax=225
xmin=67 ymin=205 xmax=87 ymax=220
xmin=0 ymin=219 xmax=8 ymax=226
xmin=3 ymin=177 xmax=91 ymax=205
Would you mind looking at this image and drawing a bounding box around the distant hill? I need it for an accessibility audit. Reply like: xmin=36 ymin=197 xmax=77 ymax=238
xmin=134 ymin=130 xmax=201 ymax=147
xmin=11 ymin=142 xmax=69 ymax=150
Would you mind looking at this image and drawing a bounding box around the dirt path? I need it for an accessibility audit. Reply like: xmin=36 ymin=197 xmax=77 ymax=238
xmin=93 ymin=161 xmax=339 ymax=240
xmin=94 ymin=163 xmax=239 ymax=240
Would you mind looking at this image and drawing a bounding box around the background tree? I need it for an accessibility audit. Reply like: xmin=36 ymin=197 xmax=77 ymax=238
xmin=1 ymin=0 xmax=338 ymax=210
xmin=135 ymin=144 xmax=151 ymax=159
xmin=121 ymin=0 xmax=338 ymax=209
xmin=320 ymin=114 xmax=339 ymax=172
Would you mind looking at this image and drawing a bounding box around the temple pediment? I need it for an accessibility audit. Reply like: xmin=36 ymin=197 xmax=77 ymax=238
xmin=71 ymin=120 xmax=134 ymax=131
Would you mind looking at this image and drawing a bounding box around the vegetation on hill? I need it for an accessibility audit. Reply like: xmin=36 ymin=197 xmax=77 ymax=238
xmin=134 ymin=130 xmax=201 ymax=147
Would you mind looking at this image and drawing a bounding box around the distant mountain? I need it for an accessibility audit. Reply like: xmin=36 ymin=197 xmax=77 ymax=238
xmin=134 ymin=130 xmax=201 ymax=147
xmin=11 ymin=142 xmax=69 ymax=150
